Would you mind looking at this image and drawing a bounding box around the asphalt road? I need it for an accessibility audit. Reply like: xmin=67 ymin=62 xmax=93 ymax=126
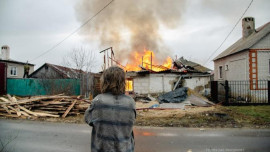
xmin=0 ymin=119 xmax=270 ymax=152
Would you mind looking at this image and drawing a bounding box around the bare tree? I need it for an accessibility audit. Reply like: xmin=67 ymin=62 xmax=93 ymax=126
xmin=62 ymin=47 xmax=97 ymax=97
xmin=62 ymin=47 xmax=97 ymax=74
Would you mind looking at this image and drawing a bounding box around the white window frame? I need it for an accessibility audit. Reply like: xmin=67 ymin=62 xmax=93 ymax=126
xmin=269 ymin=59 xmax=270 ymax=75
xmin=225 ymin=64 xmax=229 ymax=71
xmin=10 ymin=66 xmax=17 ymax=76
xmin=219 ymin=66 xmax=223 ymax=79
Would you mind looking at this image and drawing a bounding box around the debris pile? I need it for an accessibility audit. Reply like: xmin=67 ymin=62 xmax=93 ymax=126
xmin=0 ymin=95 xmax=90 ymax=118
xmin=158 ymin=87 xmax=188 ymax=103
xmin=173 ymin=57 xmax=212 ymax=73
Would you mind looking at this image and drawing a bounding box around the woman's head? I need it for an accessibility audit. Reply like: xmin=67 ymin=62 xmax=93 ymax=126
xmin=100 ymin=66 xmax=126 ymax=95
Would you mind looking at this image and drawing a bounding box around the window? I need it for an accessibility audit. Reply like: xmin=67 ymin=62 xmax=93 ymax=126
xmin=219 ymin=66 xmax=223 ymax=79
xmin=10 ymin=67 xmax=17 ymax=76
xmin=269 ymin=60 xmax=270 ymax=75
xmin=125 ymin=79 xmax=133 ymax=91
xmin=225 ymin=65 xmax=228 ymax=71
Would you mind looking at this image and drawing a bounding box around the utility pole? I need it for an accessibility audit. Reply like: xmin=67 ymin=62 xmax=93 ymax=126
xmin=100 ymin=47 xmax=114 ymax=70
xmin=151 ymin=52 xmax=152 ymax=71
xmin=142 ymin=56 xmax=144 ymax=67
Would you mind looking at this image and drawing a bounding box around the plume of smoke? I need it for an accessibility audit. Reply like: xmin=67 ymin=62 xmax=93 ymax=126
xmin=75 ymin=0 xmax=186 ymax=64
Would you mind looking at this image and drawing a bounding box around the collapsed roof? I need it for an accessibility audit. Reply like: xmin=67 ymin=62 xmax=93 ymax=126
xmin=173 ymin=57 xmax=212 ymax=73
xmin=126 ymin=56 xmax=212 ymax=75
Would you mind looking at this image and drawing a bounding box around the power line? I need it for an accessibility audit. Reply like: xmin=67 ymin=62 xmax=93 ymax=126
xmin=203 ymin=0 xmax=253 ymax=65
xmin=30 ymin=0 xmax=114 ymax=62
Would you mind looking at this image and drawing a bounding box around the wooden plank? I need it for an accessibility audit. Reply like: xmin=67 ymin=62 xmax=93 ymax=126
xmin=62 ymin=100 xmax=77 ymax=118
xmin=18 ymin=106 xmax=38 ymax=116
xmin=173 ymin=76 xmax=182 ymax=90
xmin=34 ymin=112 xmax=60 ymax=118
xmin=33 ymin=110 xmax=59 ymax=115
xmin=40 ymin=101 xmax=71 ymax=105
xmin=18 ymin=106 xmax=59 ymax=117
xmin=1 ymin=105 xmax=11 ymax=114
xmin=37 ymin=107 xmax=67 ymax=111
xmin=75 ymin=104 xmax=90 ymax=110
xmin=7 ymin=94 xmax=13 ymax=102
xmin=6 ymin=94 xmax=18 ymax=103
xmin=20 ymin=111 xmax=31 ymax=117
xmin=4 ymin=96 xmax=72 ymax=105
xmin=12 ymin=97 xmax=18 ymax=102
xmin=0 ymin=113 xmax=19 ymax=118
xmin=6 ymin=106 xmax=21 ymax=116
xmin=0 ymin=97 xmax=10 ymax=103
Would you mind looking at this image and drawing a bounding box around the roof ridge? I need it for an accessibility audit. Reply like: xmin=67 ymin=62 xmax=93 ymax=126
xmin=213 ymin=21 xmax=270 ymax=61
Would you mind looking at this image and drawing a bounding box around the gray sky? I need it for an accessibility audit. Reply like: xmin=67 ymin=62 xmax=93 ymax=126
xmin=0 ymin=0 xmax=269 ymax=72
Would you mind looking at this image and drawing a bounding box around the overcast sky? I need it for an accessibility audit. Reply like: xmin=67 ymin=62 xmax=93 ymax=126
xmin=0 ymin=0 xmax=269 ymax=72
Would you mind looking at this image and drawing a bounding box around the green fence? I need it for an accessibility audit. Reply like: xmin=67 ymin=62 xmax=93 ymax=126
xmin=7 ymin=78 xmax=80 ymax=96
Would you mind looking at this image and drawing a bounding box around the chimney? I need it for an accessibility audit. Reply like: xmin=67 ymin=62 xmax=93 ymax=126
xmin=242 ymin=17 xmax=255 ymax=39
xmin=1 ymin=45 xmax=10 ymax=60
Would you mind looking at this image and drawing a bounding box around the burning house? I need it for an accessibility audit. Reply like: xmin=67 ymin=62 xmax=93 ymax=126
xmin=123 ymin=50 xmax=212 ymax=96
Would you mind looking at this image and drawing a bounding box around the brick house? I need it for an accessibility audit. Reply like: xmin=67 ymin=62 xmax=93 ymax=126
xmin=212 ymin=17 xmax=269 ymax=103
xmin=213 ymin=17 xmax=270 ymax=89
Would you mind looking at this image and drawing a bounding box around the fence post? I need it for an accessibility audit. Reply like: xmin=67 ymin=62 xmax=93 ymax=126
xmin=268 ymin=81 xmax=270 ymax=104
xmin=225 ymin=80 xmax=229 ymax=105
xmin=211 ymin=81 xmax=218 ymax=103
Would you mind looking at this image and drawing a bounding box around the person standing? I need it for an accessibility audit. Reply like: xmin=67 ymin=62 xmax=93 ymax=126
xmin=23 ymin=61 xmax=30 ymax=78
xmin=84 ymin=66 xmax=136 ymax=152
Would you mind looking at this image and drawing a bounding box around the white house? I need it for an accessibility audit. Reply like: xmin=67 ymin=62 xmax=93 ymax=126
xmin=0 ymin=45 xmax=34 ymax=78
xmin=128 ymin=72 xmax=211 ymax=95
xmin=213 ymin=17 xmax=270 ymax=84
xmin=126 ymin=57 xmax=212 ymax=96
xmin=213 ymin=17 xmax=269 ymax=103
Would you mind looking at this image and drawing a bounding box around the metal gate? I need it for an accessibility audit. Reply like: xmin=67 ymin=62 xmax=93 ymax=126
xmin=0 ymin=62 xmax=7 ymax=95
xmin=211 ymin=80 xmax=269 ymax=105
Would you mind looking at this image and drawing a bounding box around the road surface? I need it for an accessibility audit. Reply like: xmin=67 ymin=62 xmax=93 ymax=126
xmin=0 ymin=119 xmax=269 ymax=152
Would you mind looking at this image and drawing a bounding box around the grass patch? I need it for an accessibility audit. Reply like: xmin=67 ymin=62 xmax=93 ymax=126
xmin=226 ymin=106 xmax=270 ymax=122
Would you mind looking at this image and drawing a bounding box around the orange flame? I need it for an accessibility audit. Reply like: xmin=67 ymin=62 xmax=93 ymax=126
xmin=125 ymin=49 xmax=172 ymax=72
xmin=125 ymin=80 xmax=133 ymax=91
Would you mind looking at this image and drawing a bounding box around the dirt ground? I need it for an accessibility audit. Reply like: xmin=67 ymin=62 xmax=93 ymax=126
xmin=1 ymin=101 xmax=269 ymax=128
xmin=136 ymin=101 xmax=216 ymax=118
xmin=135 ymin=101 xmax=270 ymax=128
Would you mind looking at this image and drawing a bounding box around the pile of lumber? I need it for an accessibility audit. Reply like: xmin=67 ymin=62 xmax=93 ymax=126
xmin=0 ymin=94 xmax=90 ymax=118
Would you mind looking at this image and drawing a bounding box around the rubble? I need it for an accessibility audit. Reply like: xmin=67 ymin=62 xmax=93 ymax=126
xmin=159 ymin=101 xmax=191 ymax=109
xmin=0 ymin=94 xmax=90 ymax=118
xmin=186 ymin=94 xmax=214 ymax=106
xmin=156 ymin=87 xmax=214 ymax=109
xmin=157 ymin=87 xmax=188 ymax=103
xmin=173 ymin=57 xmax=212 ymax=73
xmin=133 ymin=94 xmax=155 ymax=103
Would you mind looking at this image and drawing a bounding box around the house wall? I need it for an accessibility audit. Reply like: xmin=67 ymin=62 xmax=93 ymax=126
xmin=251 ymin=33 xmax=270 ymax=80
xmin=133 ymin=76 xmax=149 ymax=94
xmin=214 ymin=33 xmax=270 ymax=81
xmin=6 ymin=63 xmax=34 ymax=78
xmin=31 ymin=66 xmax=63 ymax=79
xmin=183 ymin=76 xmax=211 ymax=95
xmin=251 ymin=33 xmax=270 ymax=49
xmin=213 ymin=33 xmax=270 ymax=102
xmin=133 ymin=73 xmax=211 ymax=95
xmin=214 ymin=51 xmax=249 ymax=81
xmin=133 ymin=74 xmax=178 ymax=95
xmin=257 ymin=51 xmax=270 ymax=80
